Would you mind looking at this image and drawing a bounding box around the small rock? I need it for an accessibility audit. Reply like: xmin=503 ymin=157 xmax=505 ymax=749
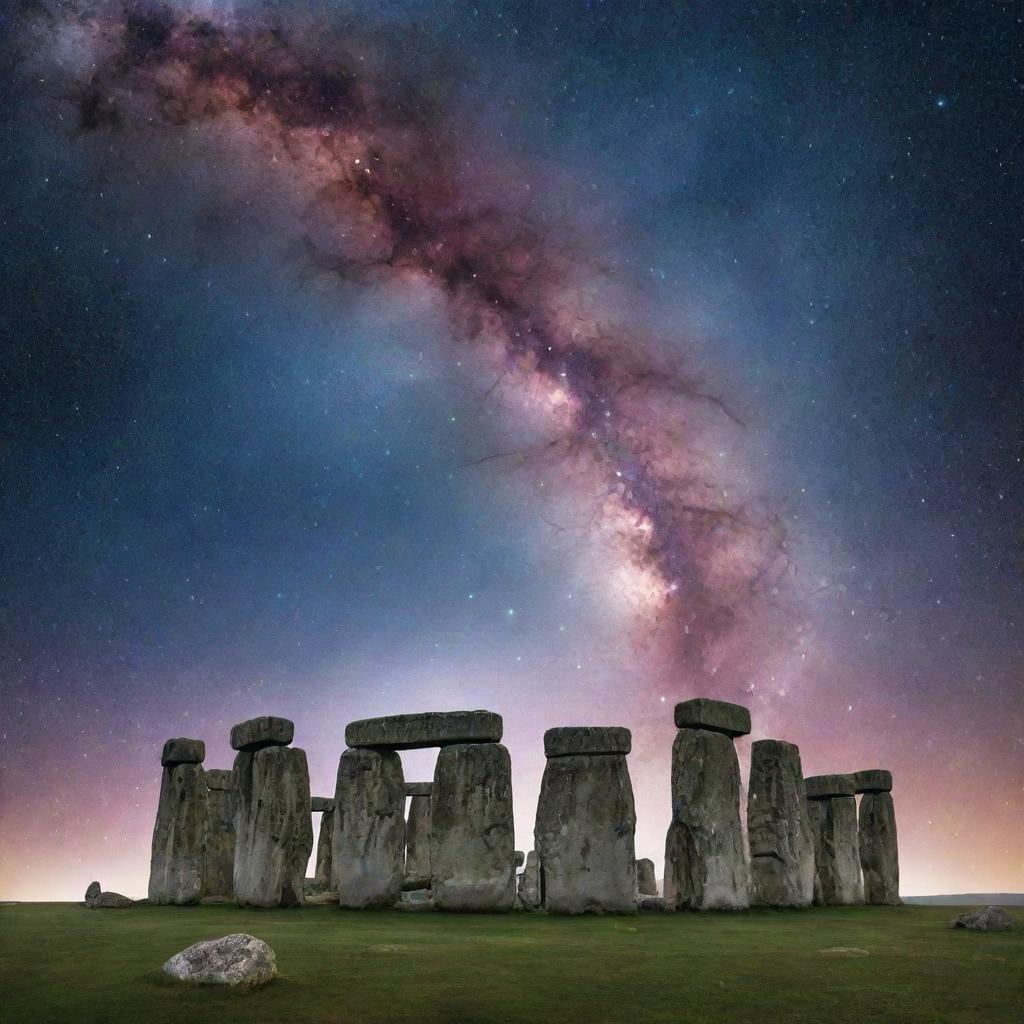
xmin=89 ymin=891 xmax=134 ymax=908
xmin=952 ymin=906 xmax=1014 ymax=932
xmin=162 ymin=933 xmax=277 ymax=986
xmin=304 ymin=890 xmax=340 ymax=906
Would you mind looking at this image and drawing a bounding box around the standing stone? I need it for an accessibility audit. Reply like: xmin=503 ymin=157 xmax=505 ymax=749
xmin=665 ymin=706 xmax=750 ymax=911
xmin=747 ymin=740 xmax=815 ymax=908
xmin=404 ymin=792 xmax=432 ymax=890
xmin=149 ymin=738 xmax=208 ymax=906
xmin=432 ymin=742 xmax=516 ymax=912
xmin=535 ymin=727 xmax=637 ymax=914
xmin=636 ymin=858 xmax=658 ymax=896
xmin=333 ymin=747 xmax=406 ymax=909
xmin=518 ymin=850 xmax=540 ymax=908
xmin=233 ymin=742 xmax=313 ymax=908
xmin=204 ymin=769 xmax=235 ymax=900
xmin=806 ymin=774 xmax=863 ymax=906
xmin=312 ymin=798 xmax=336 ymax=893
xmin=854 ymin=770 xmax=899 ymax=905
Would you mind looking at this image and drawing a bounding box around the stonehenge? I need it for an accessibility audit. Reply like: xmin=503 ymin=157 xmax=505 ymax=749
xmin=534 ymin=727 xmax=638 ymax=914
xmin=404 ymin=783 xmax=432 ymax=890
xmin=232 ymin=716 xmax=314 ymax=908
xmin=204 ymin=769 xmax=236 ymax=900
xmin=854 ymin=770 xmax=900 ymax=905
xmin=664 ymin=699 xmax=751 ymax=910
xmin=149 ymin=737 xmax=208 ymax=905
xmin=747 ymin=740 xmax=815 ymax=907
xmin=805 ymin=774 xmax=864 ymax=906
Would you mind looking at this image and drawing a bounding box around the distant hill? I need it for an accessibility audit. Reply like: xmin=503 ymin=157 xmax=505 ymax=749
xmin=903 ymin=893 xmax=1024 ymax=906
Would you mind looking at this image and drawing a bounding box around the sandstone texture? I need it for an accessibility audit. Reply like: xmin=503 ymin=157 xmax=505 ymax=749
xmin=405 ymin=782 xmax=433 ymax=797
xmin=233 ymin=745 xmax=313 ymax=908
xmin=952 ymin=906 xmax=1013 ymax=932
xmin=518 ymin=850 xmax=540 ymax=909
xmin=673 ymin=699 xmax=751 ymax=737
xmin=230 ymin=716 xmax=294 ymax=752
xmin=161 ymin=737 xmax=206 ymax=766
xmin=205 ymin=768 xmax=236 ymax=900
xmin=747 ymin=739 xmax=815 ymax=908
xmin=206 ymin=768 xmax=233 ymax=791
xmin=346 ymin=710 xmax=502 ymax=750
xmin=805 ymin=774 xmax=855 ymax=799
xmin=665 ymin=727 xmax=749 ymax=910
xmin=404 ymin=792 xmax=432 ymax=890
xmin=431 ymin=742 xmax=516 ymax=911
xmin=162 ymin=933 xmax=277 ymax=986
xmin=333 ymin=747 xmax=406 ymax=909
xmin=535 ymin=751 xmax=637 ymax=914
xmin=149 ymin=760 xmax=208 ymax=905
xmin=853 ymin=769 xmax=893 ymax=793
xmin=543 ymin=726 xmax=631 ymax=758
xmin=808 ymin=795 xmax=864 ymax=906
xmin=858 ymin=791 xmax=900 ymax=905
xmin=636 ymin=858 xmax=658 ymax=896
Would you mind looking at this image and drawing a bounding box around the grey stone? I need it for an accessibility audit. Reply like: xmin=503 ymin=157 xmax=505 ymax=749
xmin=205 ymin=769 xmax=236 ymax=900
xmin=952 ymin=906 xmax=1013 ymax=932
xmin=515 ymin=850 xmax=526 ymax=868
xmin=233 ymin=745 xmax=313 ymax=907
xmin=404 ymin=792 xmax=432 ymax=890
xmin=88 ymin=891 xmax=134 ymax=908
xmin=305 ymin=889 xmax=340 ymax=906
xmin=84 ymin=881 xmax=101 ymax=906
xmin=808 ymin=795 xmax=864 ymax=906
xmin=518 ymin=850 xmax=540 ymax=909
xmin=149 ymin=761 xmax=208 ymax=905
xmin=747 ymin=739 xmax=815 ymax=908
xmin=405 ymin=782 xmax=433 ymax=797
xmin=346 ymin=710 xmax=502 ymax=750
xmin=664 ymin=727 xmax=749 ymax=910
xmin=805 ymin=774 xmax=856 ymax=799
xmin=161 ymin=737 xmax=206 ymax=766
xmin=535 ymin=752 xmax=637 ymax=914
xmin=673 ymin=699 xmax=751 ymax=738
xmin=162 ymin=933 xmax=277 ymax=986
xmin=314 ymin=805 xmax=336 ymax=892
xmin=230 ymin=716 xmax=294 ymax=752
xmin=431 ymin=742 xmax=516 ymax=911
xmin=311 ymin=796 xmax=334 ymax=813
xmin=333 ymin=747 xmax=405 ymax=909
xmin=853 ymin=769 xmax=893 ymax=794
xmin=636 ymin=858 xmax=658 ymax=896
xmin=544 ymin=726 xmax=631 ymax=758
xmin=638 ymin=895 xmax=674 ymax=912
xmin=858 ymin=791 xmax=900 ymax=905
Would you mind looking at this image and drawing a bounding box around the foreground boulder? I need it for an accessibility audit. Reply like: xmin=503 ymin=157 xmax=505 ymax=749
xmin=345 ymin=710 xmax=502 ymax=750
xmin=162 ymin=933 xmax=277 ymax=986
xmin=84 ymin=882 xmax=133 ymax=908
xmin=952 ymin=906 xmax=1014 ymax=932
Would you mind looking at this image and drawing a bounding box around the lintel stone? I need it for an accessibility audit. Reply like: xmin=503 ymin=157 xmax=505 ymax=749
xmin=853 ymin=769 xmax=892 ymax=793
xmin=673 ymin=698 xmax=751 ymax=737
xmin=405 ymin=782 xmax=433 ymax=797
xmin=805 ymin=774 xmax=855 ymax=799
xmin=544 ymin=726 xmax=631 ymax=758
xmin=161 ymin=738 xmax=205 ymax=766
xmin=345 ymin=710 xmax=502 ymax=750
xmin=311 ymin=796 xmax=335 ymax=812
xmin=230 ymin=716 xmax=294 ymax=751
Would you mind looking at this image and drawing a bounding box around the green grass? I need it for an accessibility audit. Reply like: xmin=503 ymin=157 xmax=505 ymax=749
xmin=0 ymin=903 xmax=1020 ymax=1023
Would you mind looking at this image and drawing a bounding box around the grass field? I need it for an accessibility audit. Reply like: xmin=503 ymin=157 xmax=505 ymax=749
xmin=1 ymin=902 xmax=1020 ymax=1023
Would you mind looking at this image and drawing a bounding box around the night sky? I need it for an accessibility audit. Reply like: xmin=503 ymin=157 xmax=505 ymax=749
xmin=1 ymin=0 xmax=1021 ymax=901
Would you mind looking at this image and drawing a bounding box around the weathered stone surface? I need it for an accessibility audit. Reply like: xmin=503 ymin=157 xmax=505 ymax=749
xmin=333 ymin=747 xmax=405 ymax=909
xmin=805 ymin=774 xmax=855 ymax=799
xmin=161 ymin=737 xmax=206 ymax=766
xmin=162 ymin=933 xmax=277 ymax=986
xmin=858 ymin=791 xmax=900 ymax=905
xmin=431 ymin=742 xmax=516 ymax=911
xmin=747 ymin=739 xmax=815 ymax=908
xmin=544 ymin=726 xmax=631 ymax=758
xmin=405 ymin=782 xmax=433 ymax=797
xmin=514 ymin=850 xmax=525 ymax=868
xmin=230 ymin=716 xmax=294 ymax=752
xmin=314 ymin=805 xmax=336 ymax=892
xmin=404 ymin=793 xmax=432 ymax=890
xmin=952 ymin=906 xmax=1013 ymax=932
xmin=638 ymin=895 xmax=674 ymax=912
xmin=665 ymin=728 xmax=749 ymax=910
xmin=853 ymin=769 xmax=892 ymax=794
xmin=518 ymin=850 xmax=540 ymax=909
xmin=673 ymin=699 xmax=751 ymax=738
xmin=311 ymin=796 xmax=335 ymax=813
xmin=205 ymin=769 xmax=236 ymax=900
xmin=233 ymin=745 xmax=313 ymax=908
xmin=84 ymin=881 xmax=101 ymax=905
xmin=636 ymin=858 xmax=658 ymax=896
xmin=149 ymin=761 xmax=208 ymax=905
xmin=346 ymin=710 xmax=502 ymax=750
xmin=87 ymin=890 xmax=135 ymax=908
xmin=808 ymin=795 xmax=864 ymax=906
xmin=535 ymin=752 xmax=637 ymax=914
xmin=305 ymin=889 xmax=340 ymax=906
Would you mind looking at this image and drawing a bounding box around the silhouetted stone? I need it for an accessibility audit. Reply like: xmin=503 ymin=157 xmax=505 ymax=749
xmin=859 ymin=791 xmax=900 ymax=905
xmin=805 ymin=774 xmax=855 ymax=799
xmin=230 ymin=716 xmax=294 ymax=752
xmin=404 ymin=792 xmax=432 ymax=890
xmin=518 ymin=850 xmax=540 ymax=908
xmin=636 ymin=858 xmax=658 ymax=896
xmin=333 ymin=747 xmax=405 ymax=909
xmin=149 ymin=745 xmax=208 ymax=906
xmin=205 ymin=768 xmax=235 ymax=900
xmin=665 ymin=727 xmax=749 ymax=910
xmin=673 ymin=699 xmax=751 ymax=738
xmin=747 ymin=739 xmax=815 ymax=908
xmin=161 ymin=737 xmax=206 ymax=766
xmin=431 ymin=742 xmax=515 ymax=911
xmin=543 ymin=726 xmax=631 ymax=758
xmin=233 ymin=745 xmax=313 ymax=907
xmin=952 ymin=906 xmax=1013 ymax=932
xmin=853 ymin=769 xmax=892 ymax=793
xmin=346 ymin=710 xmax=502 ymax=750
xmin=808 ymin=794 xmax=864 ymax=906
xmin=162 ymin=933 xmax=277 ymax=986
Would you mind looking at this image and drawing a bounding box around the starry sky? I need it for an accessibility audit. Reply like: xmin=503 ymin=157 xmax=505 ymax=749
xmin=1 ymin=0 xmax=1021 ymax=901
